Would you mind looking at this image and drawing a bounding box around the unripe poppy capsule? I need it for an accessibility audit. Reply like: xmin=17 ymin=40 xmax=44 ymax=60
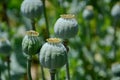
xmin=112 ymin=63 xmax=120 ymax=77
xmin=22 ymin=30 xmax=40 ymax=57
xmin=83 ymin=5 xmax=94 ymax=20
xmin=39 ymin=38 xmax=67 ymax=69
xmin=54 ymin=14 xmax=78 ymax=39
xmin=111 ymin=2 xmax=120 ymax=19
xmin=21 ymin=0 xmax=43 ymax=19
xmin=0 ymin=38 xmax=12 ymax=55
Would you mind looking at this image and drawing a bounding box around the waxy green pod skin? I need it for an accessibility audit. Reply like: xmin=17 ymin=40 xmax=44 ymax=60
xmin=21 ymin=0 xmax=43 ymax=19
xmin=22 ymin=31 xmax=40 ymax=56
xmin=0 ymin=38 xmax=12 ymax=55
xmin=111 ymin=2 xmax=120 ymax=19
xmin=83 ymin=5 xmax=94 ymax=20
xmin=54 ymin=14 xmax=78 ymax=39
xmin=39 ymin=38 xmax=67 ymax=69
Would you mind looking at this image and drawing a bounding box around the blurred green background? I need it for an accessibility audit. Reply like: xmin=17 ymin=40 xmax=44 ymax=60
xmin=0 ymin=0 xmax=120 ymax=80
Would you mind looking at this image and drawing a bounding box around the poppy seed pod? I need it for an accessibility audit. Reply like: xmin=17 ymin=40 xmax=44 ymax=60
xmin=83 ymin=5 xmax=94 ymax=20
xmin=22 ymin=30 xmax=40 ymax=57
xmin=0 ymin=38 xmax=12 ymax=55
xmin=111 ymin=2 xmax=120 ymax=19
xmin=39 ymin=38 xmax=67 ymax=69
xmin=21 ymin=0 xmax=43 ymax=19
xmin=54 ymin=14 xmax=78 ymax=39
xmin=112 ymin=63 xmax=120 ymax=77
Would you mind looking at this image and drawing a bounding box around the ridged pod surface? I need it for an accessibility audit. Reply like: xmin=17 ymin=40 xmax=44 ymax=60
xmin=111 ymin=2 xmax=120 ymax=19
xmin=54 ymin=14 xmax=78 ymax=39
xmin=39 ymin=38 xmax=67 ymax=69
xmin=83 ymin=5 xmax=94 ymax=20
xmin=22 ymin=30 xmax=40 ymax=57
xmin=0 ymin=38 xmax=12 ymax=55
xmin=21 ymin=0 xmax=43 ymax=19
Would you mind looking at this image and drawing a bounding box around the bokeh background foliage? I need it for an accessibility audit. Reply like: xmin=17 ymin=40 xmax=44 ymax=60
xmin=0 ymin=0 xmax=120 ymax=80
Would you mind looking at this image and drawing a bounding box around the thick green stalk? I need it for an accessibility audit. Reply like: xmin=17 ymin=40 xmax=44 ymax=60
xmin=66 ymin=54 xmax=70 ymax=80
xmin=7 ymin=56 xmax=11 ymax=80
xmin=42 ymin=0 xmax=50 ymax=38
xmin=2 ymin=1 xmax=11 ymax=39
xmin=50 ymin=69 xmax=56 ymax=80
xmin=27 ymin=57 xmax=32 ymax=80
xmin=2 ymin=1 xmax=10 ymax=27
xmin=31 ymin=19 xmax=36 ymax=31
xmin=113 ymin=19 xmax=117 ymax=61
xmin=63 ymin=40 xmax=70 ymax=80
xmin=0 ymin=70 xmax=1 ymax=80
